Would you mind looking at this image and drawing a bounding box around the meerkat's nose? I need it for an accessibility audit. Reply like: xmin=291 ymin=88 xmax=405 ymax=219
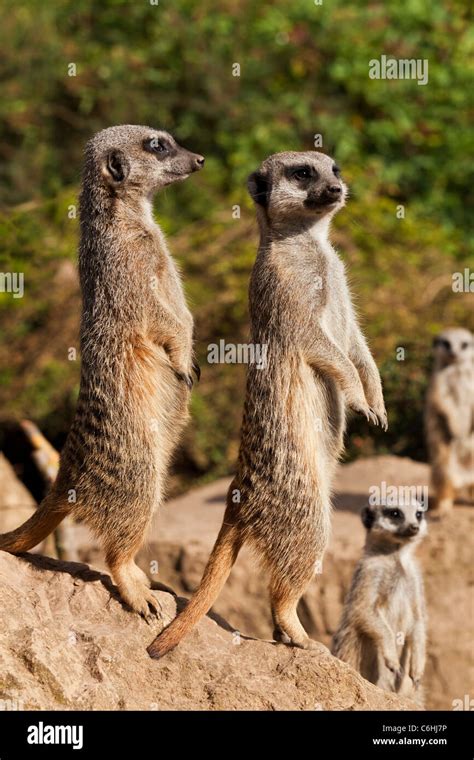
xmin=194 ymin=155 xmax=205 ymax=169
xmin=327 ymin=184 xmax=342 ymax=197
xmin=406 ymin=524 xmax=420 ymax=536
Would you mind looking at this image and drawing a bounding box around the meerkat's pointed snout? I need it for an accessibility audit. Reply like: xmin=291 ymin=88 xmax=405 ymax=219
xmin=192 ymin=154 xmax=205 ymax=170
xmin=324 ymin=183 xmax=343 ymax=200
xmin=174 ymin=147 xmax=205 ymax=178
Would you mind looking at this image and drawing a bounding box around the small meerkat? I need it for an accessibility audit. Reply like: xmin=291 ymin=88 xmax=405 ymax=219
xmin=148 ymin=150 xmax=387 ymax=658
xmin=332 ymin=501 xmax=427 ymax=702
xmin=0 ymin=125 xmax=204 ymax=620
xmin=425 ymin=327 xmax=474 ymax=515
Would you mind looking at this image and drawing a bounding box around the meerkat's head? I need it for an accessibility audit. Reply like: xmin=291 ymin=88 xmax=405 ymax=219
xmin=361 ymin=501 xmax=427 ymax=548
xmin=83 ymin=125 xmax=205 ymax=200
xmin=432 ymin=327 xmax=474 ymax=368
xmin=247 ymin=151 xmax=347 ymax=229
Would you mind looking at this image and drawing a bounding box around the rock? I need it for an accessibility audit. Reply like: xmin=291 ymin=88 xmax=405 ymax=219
xmin=3 ymin=455 xmax=470 ymax=710
xmin=0 ymin=552 xmax=416 ymax=710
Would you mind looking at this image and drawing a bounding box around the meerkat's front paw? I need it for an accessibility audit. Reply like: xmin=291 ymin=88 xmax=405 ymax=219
xmin=348 ymin=398 xmax=379 ymax=426
xmin=411 ymin=676 xmax=422 ymax=690
xmin=371 ymin=403 xmax=388 ymax=431
xmin=384 ymin=654 xmax=402 ymax=679
xmin=167 ymin=344 xmax=195 ymax=389
xmin=409 ymin=669 xmax=423 ymax=690
xmin=173 ymin=368 xmax=194 ymax=389
xmin=409 ymin=661 xmax=424 ymax=688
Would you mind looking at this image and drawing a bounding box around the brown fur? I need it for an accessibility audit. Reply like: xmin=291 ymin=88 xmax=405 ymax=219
xmin=0 ymin=125 xmax=204 ymax=620
xmin=148 ymin=150 xmax=386 ymax=658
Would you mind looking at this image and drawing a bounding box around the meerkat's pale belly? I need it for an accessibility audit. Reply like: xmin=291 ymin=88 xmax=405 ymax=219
xmin=295 ymin=360 xmax=344 ymax=478
xmin=129 ymin=340 xmax=190 ymax=463
xmin=380 ymin=574 xmax=417 ymax=643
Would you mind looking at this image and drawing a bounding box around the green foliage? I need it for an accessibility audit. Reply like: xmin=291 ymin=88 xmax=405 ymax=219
xmin=1 ymin=0 xmax=473 ymax=235
xmin=0 ymin=0 xmax=472 ymax=488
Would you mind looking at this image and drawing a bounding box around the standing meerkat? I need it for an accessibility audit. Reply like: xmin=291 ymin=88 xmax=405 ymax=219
xmin=425 ymin=327 xmax=474 ymax=515
xmin=148 ymin=150 xmax=387 ymax=658
xmin=0 ymin=125 xmax=204 ymax=620
xmin=332 ymin=501 xmax=427 ymax=703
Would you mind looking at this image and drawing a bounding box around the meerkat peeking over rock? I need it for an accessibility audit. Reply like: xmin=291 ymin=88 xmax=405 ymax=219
xmin=148 ymin=150 xmax=387 ymax=659
xmin=0 ymin=125 xmax=204 ymax=622
xmin=425 ymin=327 xmax=474 ymax=515
xmin=332 ymin=500 xmax=427 ymax=704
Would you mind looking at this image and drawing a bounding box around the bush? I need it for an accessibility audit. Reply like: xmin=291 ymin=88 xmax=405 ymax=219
xmin=0 ymin=0 xmax=472 ymax=489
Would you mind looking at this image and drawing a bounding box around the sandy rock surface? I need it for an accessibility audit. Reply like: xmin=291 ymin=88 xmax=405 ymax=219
xmin=1 ymin=455 xmax=471 ymax=710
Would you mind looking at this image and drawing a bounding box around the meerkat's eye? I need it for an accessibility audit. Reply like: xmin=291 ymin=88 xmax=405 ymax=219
xmin=332 ymin=165 xmax=341 ymax=176
xmin=461 ymin=341 xmax=468 ymax=350
xmin=291 ymin=166 xmax=312 ymax=181
xmin=388 ymin=508 xmax=402 ymax=519
xmin=416 ymin=510 xmax=423 ymax=521
xmin=144 ymin=137 xmax=169 ymax=154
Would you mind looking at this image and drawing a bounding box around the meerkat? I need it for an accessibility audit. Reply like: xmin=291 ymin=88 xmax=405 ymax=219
xmin=0 ymin=125 xmax=204 ymax=620
xmin=148 ymin=150 xmax=387 ymax=658
xmin=332 ymin=501 xmax=427 ymax=702
xmin=425 ymin=327 xmax=474 ymax=514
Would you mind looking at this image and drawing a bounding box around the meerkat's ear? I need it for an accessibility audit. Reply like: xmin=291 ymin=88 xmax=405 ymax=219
xmin=103 ymin=149 xmax=130 ymax=184
xmin=361 ymin=505 xmax=375 ymax=530
xmin=247 ymin=171 xmax=270 ymax=207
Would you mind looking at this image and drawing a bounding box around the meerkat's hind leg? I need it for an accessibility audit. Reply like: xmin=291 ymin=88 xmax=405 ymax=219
xmin=270 ymin=577 xmax=318 ymax=651
xmin=106 ymin=548 xmax=164 ymax=625
xmin=134 ymin=562 xmax=177 ymax=597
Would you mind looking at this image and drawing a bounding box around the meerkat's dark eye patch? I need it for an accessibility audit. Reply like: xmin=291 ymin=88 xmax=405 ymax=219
xmin=332 ymin=165 xmax=341 ymax=176
xmin=416 ymin=510 xmax=423 ymax=521
xmin=288 ymin=165 xmax=314 ymax=182
xmin=461 ymin=341 xmax=468 ymax=350
xmin=434 ymin=337 xmax=451 ymax=351
xmin=383 ymin=508 xmax=402 ymax=520
xmin=143 ymin=137 xmax=173 ymax=157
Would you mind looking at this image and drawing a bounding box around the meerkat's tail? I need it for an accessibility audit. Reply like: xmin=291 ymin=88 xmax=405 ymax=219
xmin=147 ymin=513 xmax=242 ymax=659
xmin=0 ymin=493 xmax=69 ymax=554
